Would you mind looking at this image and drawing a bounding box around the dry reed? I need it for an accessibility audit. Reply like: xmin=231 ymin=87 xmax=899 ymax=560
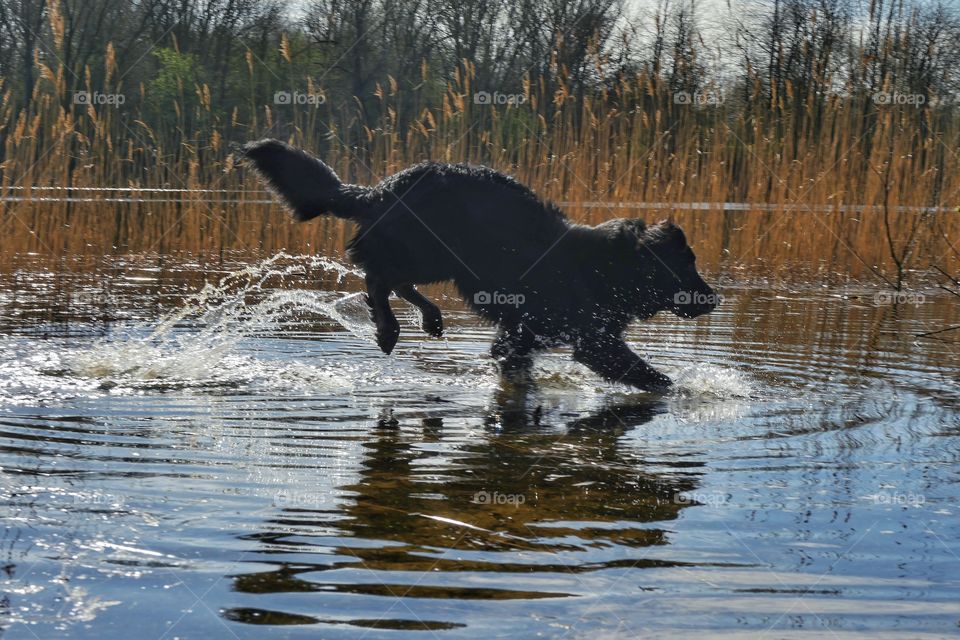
xmin=1 ymin=45 xmax=958 ymax=285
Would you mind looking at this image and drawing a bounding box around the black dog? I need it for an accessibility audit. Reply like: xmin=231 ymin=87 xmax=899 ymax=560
xmin=241 ymin=139 xmax=717 ymax=391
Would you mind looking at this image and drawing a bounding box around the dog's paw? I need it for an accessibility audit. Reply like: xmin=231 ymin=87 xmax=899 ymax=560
xmin=639 ymin=372 xmax=673 ymax=393
xmin=375 ymin=322 xmax=400 ymax=355
xmin=421 ymin=310 xmax=443 ymax=338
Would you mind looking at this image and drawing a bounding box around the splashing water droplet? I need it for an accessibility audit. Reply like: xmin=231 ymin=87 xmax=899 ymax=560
xmin=668 ymin=363 xmax=754 ymax=399
xmin=63 ymin=253 xmax=374 ymax=389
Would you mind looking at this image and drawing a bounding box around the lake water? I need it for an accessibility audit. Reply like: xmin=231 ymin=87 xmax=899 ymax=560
xmin=1 ymin=253 xmax=959 ymax=639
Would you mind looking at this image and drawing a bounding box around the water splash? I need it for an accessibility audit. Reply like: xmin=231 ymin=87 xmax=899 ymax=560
xmin=529 ymin=356 xmax=754 ymax=399
xmin=144 ymin=251 xmax=363 ymax=340
xmin=669 ymin=362 xmax=755 ymax=399
xmin=61 ymin=253 xmax=376 ymax=390
xmin=6 ymin=252 xmax=755 ymax=403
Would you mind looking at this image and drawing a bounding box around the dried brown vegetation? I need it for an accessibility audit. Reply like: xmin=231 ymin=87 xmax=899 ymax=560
xmin=1 ymin=0 xmax=959 ymax=284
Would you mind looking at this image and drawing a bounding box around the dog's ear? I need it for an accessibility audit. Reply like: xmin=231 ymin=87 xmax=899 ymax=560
xmin=608 ymin=218 xmax=647 ymax=243
xmin=646 ymin=220 xmax=688 ymax=248
xmin=594 ymin=218 xmax=647 ymax=244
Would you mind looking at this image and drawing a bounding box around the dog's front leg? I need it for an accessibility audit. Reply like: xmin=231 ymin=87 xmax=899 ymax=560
xmin=394 ymin=284 xmax=443 ymax=337
xmin=365 ymin=275 xmax=400 ymax=355
xmin=573 ymin=336 xmax=672 ymax=392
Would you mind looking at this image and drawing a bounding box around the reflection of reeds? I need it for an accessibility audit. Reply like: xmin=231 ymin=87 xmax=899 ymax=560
xmin=1 ymin=51 xmax=958 ymax=282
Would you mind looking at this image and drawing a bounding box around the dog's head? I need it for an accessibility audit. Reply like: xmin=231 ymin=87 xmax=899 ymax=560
xmin=606 ymin=219 xmax=719 ymax=318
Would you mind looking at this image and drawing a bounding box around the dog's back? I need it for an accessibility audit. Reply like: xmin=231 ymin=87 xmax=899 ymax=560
xmin=350 ymin=163 xmax=569 ymax=286
xmin=242 ymin=139 xmax=571 ymax=290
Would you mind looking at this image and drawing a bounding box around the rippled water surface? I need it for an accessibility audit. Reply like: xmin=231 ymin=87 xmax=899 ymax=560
xmin=1 ymin=254 xmax=959 ymax=639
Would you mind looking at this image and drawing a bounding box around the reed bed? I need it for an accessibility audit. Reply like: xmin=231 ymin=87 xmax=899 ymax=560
xmin=1 ymin=47 xmax=958 ymax=285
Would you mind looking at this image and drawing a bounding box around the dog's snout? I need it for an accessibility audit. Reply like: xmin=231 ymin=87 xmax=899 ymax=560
xmin=671 ymin=284 xmax=720 ymax=318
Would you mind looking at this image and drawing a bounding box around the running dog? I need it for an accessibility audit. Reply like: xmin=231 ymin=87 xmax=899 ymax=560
xmin=241 ymin=139 xmax=717 ymax=391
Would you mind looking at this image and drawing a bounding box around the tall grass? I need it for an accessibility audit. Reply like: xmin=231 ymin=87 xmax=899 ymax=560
xmin=1 ymin=42 xmax=958 ymax=284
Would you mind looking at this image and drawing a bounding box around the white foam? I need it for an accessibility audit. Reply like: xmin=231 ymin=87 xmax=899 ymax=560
xmin=668 ymin=362 xmax=755 ymax=399
xmin=44 ymin=254 xmax=380 ymax=393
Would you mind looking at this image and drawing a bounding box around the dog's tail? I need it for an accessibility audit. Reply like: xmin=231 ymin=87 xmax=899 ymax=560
xmin=240 ymin=139 xmax=368 ymax=221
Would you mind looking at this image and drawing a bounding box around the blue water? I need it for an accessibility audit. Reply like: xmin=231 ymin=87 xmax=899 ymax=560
xmin=1 ymin=255 xmax=959 ymax=638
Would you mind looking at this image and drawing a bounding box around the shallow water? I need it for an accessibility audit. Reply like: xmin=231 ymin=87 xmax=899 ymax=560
xmin=1 ymin=254 xmax=959 ymax=639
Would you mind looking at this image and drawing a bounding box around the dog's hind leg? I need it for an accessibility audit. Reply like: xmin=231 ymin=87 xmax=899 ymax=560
xmin=491 ymin=324 xmax=537 ymax=382
xmin=365 ymin=275 xmax=400 ymax=355
xmin=394 ymin=284 xmax=443 ymax=337
xmin=573 ymin=335 xmax=672 ymax=392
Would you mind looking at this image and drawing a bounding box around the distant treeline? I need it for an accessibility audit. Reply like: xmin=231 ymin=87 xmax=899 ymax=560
xmin=2 ymin=0 xmax=960 ymax=153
